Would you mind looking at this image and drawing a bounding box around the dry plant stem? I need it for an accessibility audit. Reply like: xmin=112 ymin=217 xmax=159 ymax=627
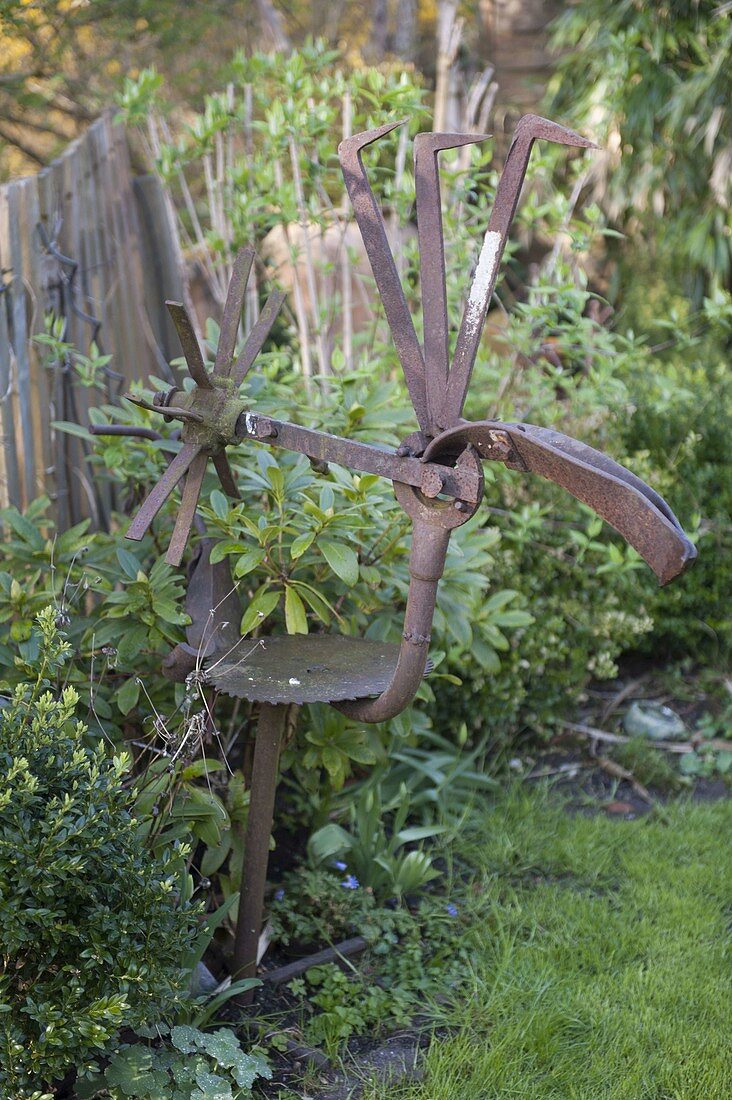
xmin=598 ymin=756 xmax=653 ymax=804
xmin=288 ymin=134 xmax=330 ymax=375
xmin=561 ymin=720 xmax=729 ymax=755
xmin=233 ymin=701 xmax=287 ymax=999
xmin=157 ymin=113 xmax=226 ymax=306
xmin=391 ymin=123 xmax=409 ymax=284
xmin=243 ymin=84 xmax=259 ymax=334
xmin=434 ymin=0 xmax=462 ymax=132
xmin=600 ymin=676 xmax=649 ymax=724
xmin=274 ymin=157 xmax=312 ymax=386
xmin=341 ymin=90 xmax=353 ymax=371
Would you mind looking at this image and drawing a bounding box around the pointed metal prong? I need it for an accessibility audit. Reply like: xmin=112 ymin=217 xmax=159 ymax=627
xmin=212 ymin=450 xmax=240 ymax=499
xmin=513 ymin=113 xmax=598 ymax=153
xmin=230 ymin=288 xmax=286 ymax=387
xmin=214 ymin=247 xmax=255 ymax=378
xmin=166 ymin=301 xmax=213 ymax=389
xmin=126 ymin=442 xmax=201 ymax=542
xmin=166 ymin=450 xmax=209 ymax=566
xmin=414 ymin=132 xmax=491 ymax=433
xmin=442 ymin=114 xmax=597 ymax=427
xmin=339 ymin=120 xmax=429 ymax=433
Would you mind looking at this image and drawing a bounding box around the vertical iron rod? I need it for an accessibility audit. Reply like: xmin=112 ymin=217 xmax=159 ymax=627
xmin=233 ymin=702 xmax=287 ymax=999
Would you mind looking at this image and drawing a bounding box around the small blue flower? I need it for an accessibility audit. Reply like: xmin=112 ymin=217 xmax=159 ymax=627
xmin=274 ymin=888 xmax=286 ymax=902
xmin=446 ymin=903 xmax=459 ymax=917
xmin=340 ymin=874 xmax=360 ymax=890
xmin=332 ymin=860 xmax=347 ymax=872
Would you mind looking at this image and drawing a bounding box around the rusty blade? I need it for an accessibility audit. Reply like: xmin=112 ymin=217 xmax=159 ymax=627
xmin=414 ymin=132 xmax=490 ymax=434
xmin=166 ymin=450 xmax=209 ymax=566
xmin=214 ymin=246 xmax=254 ymax=377
xmin=443 ymin=115 xmax=597 ymax=427
xmin=126 ymin=441 xmax=201 ymax=542
xmin=424 ymin=421 xmax=696 ymax=585
xmin=166 ymin=301 xmax=213 ymax=389
xmin=339 ymin=120 xmax=429 ymax=433
xmin=212 ymin=449 xmax=240 ymax=499
xmin=231 ymin=288 xmax=286 ymax=387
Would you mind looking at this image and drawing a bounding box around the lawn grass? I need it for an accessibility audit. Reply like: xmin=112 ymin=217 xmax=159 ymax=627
xmin=361 ymin=788 xmax=732 ymax=1100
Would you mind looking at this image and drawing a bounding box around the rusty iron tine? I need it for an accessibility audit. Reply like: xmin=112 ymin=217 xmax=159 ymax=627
xmin=414 ymin=132 xmax=490 ymax=434
xmin=442 ymin=115 xmax=597 ymax=427
xmin=212 ymin=450 xmax=240 ymax=499
xmin=214 ymin=246 xmax=255 ymax=378
xmin=339 ymin=120 xmax=429 ymax=434
xmin=166 ymin=301 xmax=213 ymax=390
xmin=123 ymin=393 xmax=205 ymax=424
xmin=126 ymin=441 xmax=202 ymax=542
xmin=89 ymin=424 xmax=162 ymax=441
xmin=166 ymin=450 xmax=209 ymax=567
xmin=231 ymin=288 xmax=287 ymax=387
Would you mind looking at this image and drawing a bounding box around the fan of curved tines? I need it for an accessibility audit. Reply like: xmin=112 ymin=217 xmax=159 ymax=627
xmin=339 ymin=116 xmax=596 ymax=439
xmin=124 ymin=247 xmax=285 ymax=566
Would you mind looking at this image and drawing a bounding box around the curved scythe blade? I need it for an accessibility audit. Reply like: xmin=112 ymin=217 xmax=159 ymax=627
xmin=424 ymin=421 xmax=697 ymax=585
xmin=442 ymin=115 xmax=597 ymax=427
xmin=414 ymin=131 xmax=491 ymax=434
xmin=339 ymin=120 xmax=429 ymax=433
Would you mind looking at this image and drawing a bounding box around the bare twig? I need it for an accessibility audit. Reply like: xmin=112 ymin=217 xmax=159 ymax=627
xmin=598 ymin=756 xmax=653 ymax=805
xmin=561 ymin=719 xmax=729 ymax=756
xmin=341 ymin=89 xmax=353 ymax=372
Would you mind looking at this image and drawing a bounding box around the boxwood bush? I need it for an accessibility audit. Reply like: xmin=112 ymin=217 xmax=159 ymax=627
xmin=0 ymin=609 xmax=198 ymax=1095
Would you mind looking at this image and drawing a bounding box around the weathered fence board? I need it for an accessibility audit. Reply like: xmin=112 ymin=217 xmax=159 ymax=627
xmin=0 ymin=112 xmax=186 ymax=527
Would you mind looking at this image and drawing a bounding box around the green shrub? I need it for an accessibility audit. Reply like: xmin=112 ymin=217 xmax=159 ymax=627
xmin=0 ymin=609 xmax=198 ymax=1094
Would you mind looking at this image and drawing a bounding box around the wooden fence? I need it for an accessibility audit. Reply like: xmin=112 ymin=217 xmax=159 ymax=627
xmin=0 ymin=113 xmax=186 ymax=530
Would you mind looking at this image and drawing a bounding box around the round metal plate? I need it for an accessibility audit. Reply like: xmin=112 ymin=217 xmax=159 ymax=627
xmin=206 ymin=634 xmax=414 ymax=705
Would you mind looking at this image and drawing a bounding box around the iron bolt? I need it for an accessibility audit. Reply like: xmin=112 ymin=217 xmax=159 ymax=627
xmin=421 ymin=468 xmax=444 ymax=498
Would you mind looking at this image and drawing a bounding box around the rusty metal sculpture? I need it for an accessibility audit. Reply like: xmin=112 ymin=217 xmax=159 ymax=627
xmin=94 ymin=114 xmax=696 ymax=994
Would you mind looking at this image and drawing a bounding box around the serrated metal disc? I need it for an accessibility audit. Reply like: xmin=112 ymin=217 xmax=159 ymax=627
xmin=205 ymin=634 xmax=414 ymax=705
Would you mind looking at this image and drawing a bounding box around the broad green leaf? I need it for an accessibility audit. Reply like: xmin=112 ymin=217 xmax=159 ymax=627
xmin=116 ymin=547 xmax=141 ymax=580
xmin=284 ymin=585 xmax=308 ymax=634
xmin=320 ymin=539 xmax=359 ymax=586
xmin=171 ymin=1024 xmax=203 ymax=1054
xmin=116 ymin=677 xmax=140 ymax=716
xmin=210 ymin=490 xmax=230 ymax=519
xmin=181 ymin=759 xmax=227 ymax=781
xmin=240 ymin=587 xmax=280 ymax=635
xmin=233 ymin=547 xmax=266 ymax=578
xmin=290 ymin=531 xmax=315 ymax=560
xmin=208 ymin=541 xmax=249 ymax=564
xmin=307 ymin=822 xmax=352 ymax=864
xmin=51 ymin=420 xmax=95 ymax=442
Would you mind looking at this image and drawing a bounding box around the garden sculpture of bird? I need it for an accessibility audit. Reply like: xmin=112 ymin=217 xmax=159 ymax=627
xmin=94 ymin=114 xmax=696 ymax=987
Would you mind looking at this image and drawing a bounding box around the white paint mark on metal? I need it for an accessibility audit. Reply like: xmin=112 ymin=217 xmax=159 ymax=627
xmin=464 ymin=230 xmax=501 ymax=335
